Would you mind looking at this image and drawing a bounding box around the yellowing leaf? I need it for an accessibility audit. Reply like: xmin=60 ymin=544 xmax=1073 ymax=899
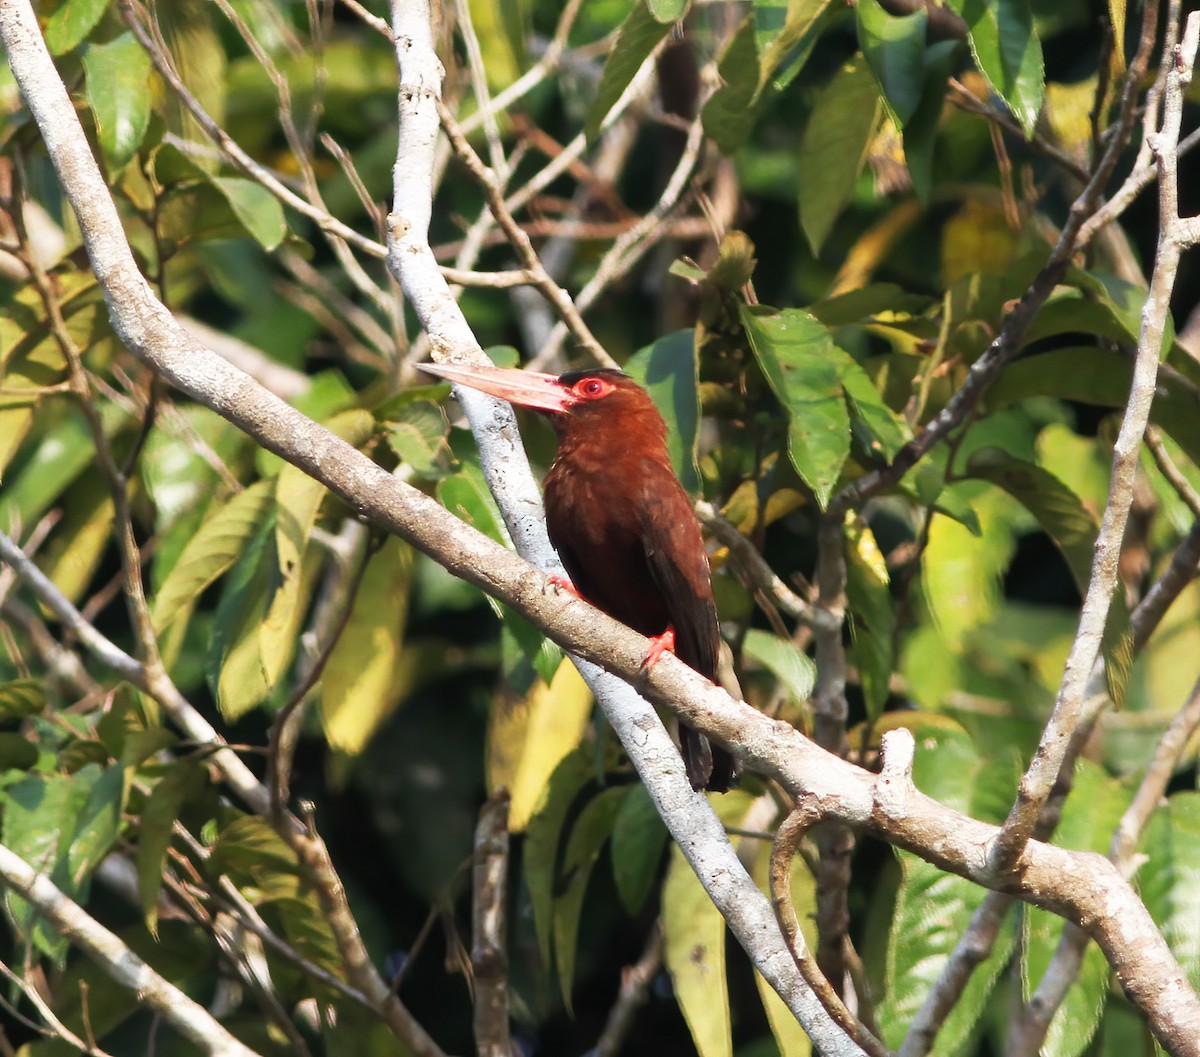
xmin=320 ymin=538 xmax=414 ymax=755
xmin=494 ymin=661 xmax=593 ymax=832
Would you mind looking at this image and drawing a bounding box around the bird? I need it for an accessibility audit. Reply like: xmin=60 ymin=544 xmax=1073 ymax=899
xmin=420 ymin=361 xmax=740 ymax=792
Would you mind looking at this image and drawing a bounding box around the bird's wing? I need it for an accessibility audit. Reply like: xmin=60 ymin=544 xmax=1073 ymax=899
xmin=636 ymin=471 xmax=720 ymax=682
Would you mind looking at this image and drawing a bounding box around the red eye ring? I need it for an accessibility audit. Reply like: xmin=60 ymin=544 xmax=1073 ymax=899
xmin=572 ymin=377 xmax=614 ymax=400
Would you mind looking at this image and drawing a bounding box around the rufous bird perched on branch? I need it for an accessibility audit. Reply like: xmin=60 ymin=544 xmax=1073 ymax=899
xmin=421 ymin=362 xmax=740 ymax=793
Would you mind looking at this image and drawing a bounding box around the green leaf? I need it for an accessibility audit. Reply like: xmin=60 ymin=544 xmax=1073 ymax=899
xmin=902 ymin=39 xmax=961 ymax=202
xmin=625 ymin=330 xmax=702 ymax=493
xmin=845 ymin=519 xmax=894 ymax=720
xmin=585 ymin=2 xmax=672 ymax=142
xmin=0 ymin=679 xmax=46 ymax=719
xmin=438 ymin=454 xmax=509 ymax=548
xmin=965 ymin=448 xmax=1133 ymax=705
xmin=742 ymin=629 xmax=815 ymax=706
xmin=1142 ymin=793 xmax=1200 ymax=992
xmin=386 ymin=400 xmax=455 ymax=478
xmin=702 ymin=16 xmax=762 ymax=154
xmin=797 ymin=58 xmax=881 ymax=256
xmin=877 ymin=724 xmax=1018 ymax=1051
xmin=42 ymin=0 xmax=110 ymax=54
xmin=611 ymin=783 xmax=668 ymax=915
xmin=211 ymin=177 xmax=288 ymax=251
xmin=647 ymin=0 xmax=690 ymax=22
xmin=320 ymin=538 xmax=414 ymax=755
xmin=552 ymin=786 xmax=626 ymax=1011
xmin=837 ymin=352 xmax=911 ymax=461
xmin=756 ymin=0 xmax=834 ymax=91
xmin=1024 ymin=760 xmax=1130 ymax=1057
xmin=82 ymin=33 xmax=152 ymax=169
xmin=856 ymin=0 xmax=927 ymax=126
xmin=523 ymin=749 xmax=596 ymax=967
xmin=0 ymin=733 xmax=37 ymax=769
xmin=740 ymin=305 xmax=850 ymax=509
xmin=137 ymin=760 xmax=206 ymax=937
xmin=152 ymin=479 xmax=277 ymax=633
xmin=958 ymin=0 xmax=1044 ymax=136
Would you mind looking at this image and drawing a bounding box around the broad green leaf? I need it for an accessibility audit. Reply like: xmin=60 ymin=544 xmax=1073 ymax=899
xmin=1141 ymin=793 xmax=1200 ymax=992
xmin=320 ymin=538 xmax=414 ymax=755
xmin=626 ymin=330 xmax=702 ymax=493
xmin=702 ymin=16 xmax=761 ymax=154
xmin=741 ymin=305 xmax=850 ymax=509
xmin=845 ymin=518 xmax=894 ymax=719
xmin=797 ymin=58 xmax=881 ymax=256
xmin=902 ymin=39 xmax=960 ymax=202
xmin=611 ymin=783 xmax=668 ymax=915
xmin=756 ymin=0 xmax=834 ymax=91
xmin=856 ymin=0 xmax=927 ymax=126
xmin=742 ymin=628 xmax=815 ymax=705
xmin=552 ymin=786 xmax=626 ymax=1010
xmin=42 ymin=0 xmax=109 ymax=54
xmin=386 ymin=400 xmax=455 ymax=478
xmin=959 ymin=0 xmax=1044 ymax=136
xmin=523 ymin=749 xmax=597 ymax=966
xmin=438 ymin=452 xmax=509 ymax=548
xmin=500 ymin=606 xmax=564 ymax=690
xmin=585 ymin=3 xmax=672 ymax=142
xmin=0 ymin=679 xmax=46 ymax=718
xmin=647 ymin=0 xmax=690 ymax=22
xmin=1024 ymin=761 xmax=1130 ymax=1057
xmin=491 ymin=660 xmax=593 ymax=832
xmin=965 ymin=448 xmax=1133 ymax=705
xmin=877 ymin=724 xmax=1018 ymax=1051
xmin=838 ymin=351 xmax=911 ymax=460
xmin=0 ymin=733 xmax=38 ymax=769
xmin=211 ymin=177 xmax=288 ymax=251
xmin=207 ymin=514 xmax=276 ymax=718
xmin=65 ymin=764 xmax=125 ymax=888
xmin=152 ymin=479 xmax=276 ymax=632
xmin=809 ymin=282 xmax=934 ymax=326
xmin=209 ymin=814 xmax=300 ymax=878
xmin=82 ymin=33 xmax=152 ymax=169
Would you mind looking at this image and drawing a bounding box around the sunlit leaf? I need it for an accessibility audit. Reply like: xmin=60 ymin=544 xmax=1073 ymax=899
xmin=845 ymin=518 xmax=894 ymax=720
xmin=42 ymin=0 xmax=109 ymax=54
xmin=957 ymin=0 xmax=1044 ymax=136
xmin=494 ymin=660 xmax=593 ymax=832
xmin=82 ymin=33 xmax=152 ymax=169
xmin=756 ymin=0 xmax=834 ymax=91
xmin=741 ymin=305 xmax=850 ymax=509
xmin=152 ymin=479 xmax=276 ymax=633
xmin=1024 ymin=761 xmax=1130 ymax=1057
xmin=1142 ymin=792 xmax=1200 ymax=992
xmin=647 ymin=0 xmax=690 ymax=22
xmin=211 ymin=177 xmax=288 ymax=251
xmin=742 ymin=629 xmax=815 ymax=706
xmin=320 ymin=538 xmax=414 ymax=756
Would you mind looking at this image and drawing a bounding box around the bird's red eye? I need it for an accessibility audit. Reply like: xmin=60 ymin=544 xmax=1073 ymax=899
xmin=572 ymin=377 xmax=614 ymax=400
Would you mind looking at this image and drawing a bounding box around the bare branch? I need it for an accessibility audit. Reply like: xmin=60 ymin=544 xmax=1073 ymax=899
xmin=471 ymin=794 xmax=511 ymax=1057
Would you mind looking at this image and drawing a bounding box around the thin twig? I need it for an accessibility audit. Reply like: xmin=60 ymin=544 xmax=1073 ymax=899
xmin=471 ymin=794 xmax=511 ymax=1057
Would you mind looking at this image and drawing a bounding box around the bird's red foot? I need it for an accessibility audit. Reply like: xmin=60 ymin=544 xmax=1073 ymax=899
xmin=642 ymin=625 xmax=677 ymax=670
xmin=548 ymin=574 xmax=581 ymax=598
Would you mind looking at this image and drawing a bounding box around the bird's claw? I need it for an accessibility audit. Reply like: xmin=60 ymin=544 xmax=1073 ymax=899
xmin=642 ymin=626 xmax=677 ymax=670
xmin=548 ymin=573 xmax=580 ymax=599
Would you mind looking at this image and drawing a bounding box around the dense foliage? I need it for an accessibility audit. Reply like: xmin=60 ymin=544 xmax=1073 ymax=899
xmin=1 ymin=0 xmax=1199 ymax=1054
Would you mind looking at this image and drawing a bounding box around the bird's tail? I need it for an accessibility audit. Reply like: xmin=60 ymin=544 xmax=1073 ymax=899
xmin=680 ymin=724 xmax=740 ymax=793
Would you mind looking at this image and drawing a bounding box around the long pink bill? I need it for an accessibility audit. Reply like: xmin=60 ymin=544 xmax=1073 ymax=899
xmin=418 ymin=361 xmax=575 ymax=414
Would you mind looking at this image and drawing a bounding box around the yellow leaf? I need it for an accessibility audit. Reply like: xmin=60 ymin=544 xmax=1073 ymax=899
xmin=496 ymin=662 xmax=593 ymax=832
xmin=320 ymin=538 xmax=414 ymax=755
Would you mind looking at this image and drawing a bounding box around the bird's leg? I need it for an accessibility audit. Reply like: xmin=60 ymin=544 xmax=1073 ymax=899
xmin=548 ymin=573 xmax=581 ymax=598
xmin=642 ymin=625 xmax=677 ymax=669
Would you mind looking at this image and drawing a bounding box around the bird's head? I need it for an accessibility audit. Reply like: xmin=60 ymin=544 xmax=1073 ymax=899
xmin=419 ymin=363 xmax=665 ymax=445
